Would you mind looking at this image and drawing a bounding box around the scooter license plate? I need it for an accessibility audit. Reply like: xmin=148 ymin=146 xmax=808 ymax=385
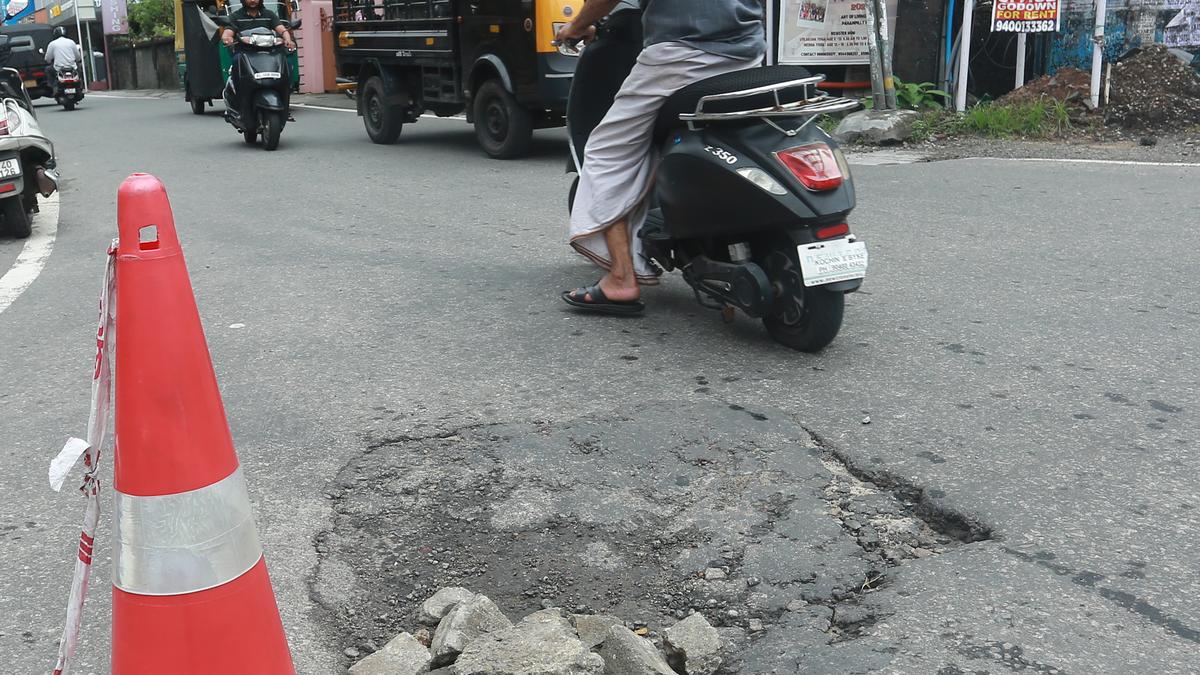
xmin=798 ymin=237 xmax=868 ymax=287
xmin=64 ymin=88 xmax=76 ymax=94
xmin=0 ymin=158 xmax=21 ymax=179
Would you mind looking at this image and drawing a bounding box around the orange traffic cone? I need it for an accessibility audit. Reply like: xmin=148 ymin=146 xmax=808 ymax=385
xmin=110 ymin=174 xmax=295 ymax=674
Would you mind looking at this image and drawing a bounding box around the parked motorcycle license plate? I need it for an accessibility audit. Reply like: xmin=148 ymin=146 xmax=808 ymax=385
xmin=64 ymin=88 xmax=76 ymax=94
xmin=0 ymin=158 xmax=21 ymax=179
xmin=798 ymin=237 xmax=868 ymax=287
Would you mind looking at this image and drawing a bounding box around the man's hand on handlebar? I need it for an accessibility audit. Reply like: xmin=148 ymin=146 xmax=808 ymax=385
xmin=553 ymin=22 xmax=596 ymax=49
xmin=222 ymin=30 xmax=235 ymax=46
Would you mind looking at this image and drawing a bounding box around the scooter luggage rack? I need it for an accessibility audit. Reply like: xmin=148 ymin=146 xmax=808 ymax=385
xmin=678 ymin=75 xmax=860 ymax=137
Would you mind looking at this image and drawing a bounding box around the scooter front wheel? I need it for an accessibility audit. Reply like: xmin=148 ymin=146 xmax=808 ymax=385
xmin=263 ymin=111 xmax=283 ymax=151
xmin=762 ymin=249 xmax=844 ymax=352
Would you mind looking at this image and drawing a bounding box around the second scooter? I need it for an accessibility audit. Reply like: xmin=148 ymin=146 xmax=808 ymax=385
xmin=222 ymin=26 xmax=292 ymax=151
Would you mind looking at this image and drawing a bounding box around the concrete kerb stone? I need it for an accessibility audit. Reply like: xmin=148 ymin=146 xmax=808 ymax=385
xmin=429 ymin=594 xmax=513 ymax=667
xmin=571 ymin=613 xmax=625 ymax=650
xmin=452 ymin=609 xmax=604 ymax=675
xmin=598 ymin=626 xmax=677 ymax=675
xmin=419 ymin=587 xmax=477 ymax=626
xmin=347 ymin=632 xmax=431 ymax=675
xmin=663 ymin=613 xmax=724 ymax=675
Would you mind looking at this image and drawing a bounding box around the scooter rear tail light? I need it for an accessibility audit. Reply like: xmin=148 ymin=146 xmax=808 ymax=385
xmin=0 ymin=117 xmax=8 ymax=136
xmin=775 ymin=143 xmax=844 ymax=191
xmin=816 ymin=223 xmax=850 ymax=239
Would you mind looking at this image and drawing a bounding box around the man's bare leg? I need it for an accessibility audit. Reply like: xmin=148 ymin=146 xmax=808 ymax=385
xmin=571 ymin=217 xmax=641 ymax=303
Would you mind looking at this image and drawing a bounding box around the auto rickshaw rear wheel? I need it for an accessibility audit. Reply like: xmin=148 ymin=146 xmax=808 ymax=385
xmin=362 ymin=76 xmax=402 ymax=145
xmin=473 ymin=79 xmax=533 ymax=160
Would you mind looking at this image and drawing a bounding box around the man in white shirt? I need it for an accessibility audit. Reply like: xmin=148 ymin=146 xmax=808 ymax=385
xmin=44 ymin=27 xmax=82 ymax=87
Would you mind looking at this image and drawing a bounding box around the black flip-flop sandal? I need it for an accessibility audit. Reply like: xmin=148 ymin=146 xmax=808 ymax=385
xmin=562 ymin=283 xmax=645 ymax=316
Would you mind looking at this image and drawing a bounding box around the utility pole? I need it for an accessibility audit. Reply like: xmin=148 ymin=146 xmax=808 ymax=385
xmin=955 ymin=0 xmax=975 ymax=112
xmin=874 ymin=0 xmax=897 ymax=109
xmin=72 ymin=0 xmax=89 ymax=90
xmin=1014 ymin=32 xmax=1026 ymax=89
xmin=864 ymin=0 xmax=886 ymax=109
xmin=1089 ymin=0 xmax=1106 ymax=108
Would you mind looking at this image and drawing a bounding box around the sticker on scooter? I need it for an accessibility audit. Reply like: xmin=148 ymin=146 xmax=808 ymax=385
xmin=704 ymin=146 xmax=738 ymax=164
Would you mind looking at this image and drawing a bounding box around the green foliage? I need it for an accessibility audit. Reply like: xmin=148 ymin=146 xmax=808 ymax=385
xmin=956 ymin=99 xmax=1075 ymax=138
xmin=861 ymin=77 xmax=950 ymax=111
xmin=892 ymin=76 xmax=949 ymax=110
xmin=817 ymin=114 xmax=840 ymax=134
xmin=127 ymin=0 xmax=175 ymax=41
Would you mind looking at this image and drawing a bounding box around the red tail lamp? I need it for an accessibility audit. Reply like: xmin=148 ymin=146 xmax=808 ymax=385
xmin=776 ymin=143 xmax=844 ymax=191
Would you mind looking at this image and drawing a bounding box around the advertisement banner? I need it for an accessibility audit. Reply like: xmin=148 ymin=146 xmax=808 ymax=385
xmin=3 ymin=0 xmax=36 ymax=25
xmin=779 ymin=0 xmax=898 ymax=65
xmin=101 ymin=0 xmax=129 ymax=35
xmin=991 ymin=0 xmax=1061 ymax=32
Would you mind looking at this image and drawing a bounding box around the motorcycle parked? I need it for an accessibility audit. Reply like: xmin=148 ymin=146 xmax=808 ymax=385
xmin=53 ymin=65 xmax=84 ymax=111
xmin=565 ymin=13 xmax=867 ymax=352
xmin=222 ymin=27 xmax=292 ymax=151
xmin=0 ymin=36 xmax=59 ymax=238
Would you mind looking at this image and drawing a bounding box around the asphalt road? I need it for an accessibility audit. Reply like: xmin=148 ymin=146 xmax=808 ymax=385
xmin=1 ymin=94 xmax=1197 ymax=673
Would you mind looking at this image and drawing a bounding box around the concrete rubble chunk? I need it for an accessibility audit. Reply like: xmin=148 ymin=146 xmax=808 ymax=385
xmin=430 ymin=594 xmax=513 ymax=667
xmin=597 ymin=626 xmax=676 ymax=675
xmin=419 ymin=587 xmax=478 ymax=626
xmin=452 ymin=608 xmax=604 ymax=675
xmin=348 ymin=632 xmax=431 ymax=675
xmin=663 ymin=613 xmax=724 ymax=675
xmin=833 ymin=109 xmax=920 ymax=145
xmin=571 ymin=613 xmax=625 ymax=650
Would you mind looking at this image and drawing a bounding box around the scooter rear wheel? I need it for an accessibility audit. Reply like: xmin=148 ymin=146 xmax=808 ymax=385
xmin=2 ymin=196 xmax=31 ymax=239
xmin=191 ymin=98 xmax=206 ymax=115
xmin=244 ymin=126 xmax=258 ymax=145
xmin=762 ymin=249 xmax=844 ymax=352
xmin=63 ymin=100 xmax=75 ymax=111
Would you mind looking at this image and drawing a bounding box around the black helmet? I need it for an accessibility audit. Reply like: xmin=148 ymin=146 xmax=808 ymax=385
xmin=53 ymin=27 xmax=67 ymax=39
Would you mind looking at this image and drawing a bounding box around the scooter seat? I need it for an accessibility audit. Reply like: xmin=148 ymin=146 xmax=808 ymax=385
xmin=655 ymin=65 xmax=814 ymax=138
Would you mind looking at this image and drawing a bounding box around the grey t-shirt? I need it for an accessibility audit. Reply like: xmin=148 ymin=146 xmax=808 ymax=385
xmin=639 ymin=0 xmax=765 ymax=61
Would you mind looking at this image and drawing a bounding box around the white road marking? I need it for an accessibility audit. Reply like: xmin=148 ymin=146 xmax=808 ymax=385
xmin=291 ymin=103 xmax=465 ymax=121
xmin=87 ymin=94 xmax=167 ymax=100
xmin=0 ymin=193 xmax=60 ymax=315
xmin=846 ymin=150 xmax=927 ymax=166
xmin=975 ymin=156 xmax=1200 ymax=168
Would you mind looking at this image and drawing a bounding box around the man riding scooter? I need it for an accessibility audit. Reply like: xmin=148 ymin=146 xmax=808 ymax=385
xmin=219 ymin=0 xmax=297 ymax=150
xmin=558 ymin=0 xmax=765 ymax=315
xmin=219 ymin=0 xmax=296 ymax=51
xmin=44 ymin=27 xmax=84 ymax=109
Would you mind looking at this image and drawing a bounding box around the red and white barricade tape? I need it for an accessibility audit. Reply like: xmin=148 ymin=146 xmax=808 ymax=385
xmin=48 ymin=244 xmax=116 ymax=675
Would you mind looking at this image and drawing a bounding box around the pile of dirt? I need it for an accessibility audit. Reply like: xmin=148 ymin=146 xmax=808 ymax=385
xmin=1106 ymin=44 xmax=1200 ymax=129
xmin=998 ymin=67 xmax=1092 ymax=109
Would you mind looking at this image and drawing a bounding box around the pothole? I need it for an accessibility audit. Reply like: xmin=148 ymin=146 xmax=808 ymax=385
xmin=308 ymin=401 xmax=992 ymax=672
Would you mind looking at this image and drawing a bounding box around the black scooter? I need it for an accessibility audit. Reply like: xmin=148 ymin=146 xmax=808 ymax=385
xmin=222 ymin=27 xmax=291 ymax=151
xmin=566 ymin=11 xmax=867 ymax=352
xmin=52 ymin=65 xmax=84 ymax=111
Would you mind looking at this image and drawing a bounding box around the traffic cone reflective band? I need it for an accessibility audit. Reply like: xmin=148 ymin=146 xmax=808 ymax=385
xmin=111 ymin=174 xmax=295 ymax=674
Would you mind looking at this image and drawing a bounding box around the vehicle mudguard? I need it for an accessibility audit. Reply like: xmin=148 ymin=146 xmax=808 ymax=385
xmin=253 ymin=88 xmax=286 ymax=111
xmin=470 ymin=54 xmax=514 ymax=95
xmin=355 ymin=58 xmax=413 ymax=115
